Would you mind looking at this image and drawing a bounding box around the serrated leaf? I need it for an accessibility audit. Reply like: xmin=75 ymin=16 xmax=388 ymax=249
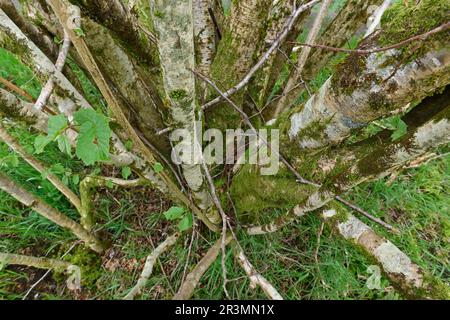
xmin=153 ymin=162 xmax=164 ymax=173
xmin=178 ymin=213 xmax=193 ymax=232
xmin=74 ymin=109 xmax=111 ymax=165
xmin=121 ymin=166 xmax=132 ymax=179
xmin=163 ymin=206 xmax=185 ymax=220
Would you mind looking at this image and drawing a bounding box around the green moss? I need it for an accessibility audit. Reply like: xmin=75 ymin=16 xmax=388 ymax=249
xmin=230 ymin=164 xmax=316 ymax=221
xmin=55 ymin=246 xmax=102 ymax=289
xmin=379 ymin=0 xmax=449 ymax=46
xmin=169 ymin=89 xmax=187 ymax=101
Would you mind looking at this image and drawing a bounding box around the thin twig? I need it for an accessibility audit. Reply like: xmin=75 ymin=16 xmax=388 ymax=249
xmin=34 ymin=30 xmax=71 ymax=111
xmin=22 ymin=241 xmax=80 ymax=300
xmin=124 ymin=233 xmax=179 ymax=300
xmin=201 ymin=0 xmax=321 ymax=110
xmin=0 ymin=76 xmax=35 ymax=102
xmin=288 ymin=21 xmax=450 ymax=54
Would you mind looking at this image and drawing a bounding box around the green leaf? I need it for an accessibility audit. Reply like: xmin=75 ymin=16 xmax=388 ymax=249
xmin=72 ymin=174 xmax=80 ymax=185
xmin=121 ymin=166 xmax=132 ymax=179
xmin=34 ymin=135 xmax=50 ymax=154
xmin=178 ymin=213 xmax=193 ymax=232
xmin=105 ymin=180 xmax=114 ymax=188
xmin=163 ymin=206 xmax=184 ymax=220
xmin=50 ymin=163 xmax=66 ymax=175
xmin=62 ymin=175 xmax=69 ymax=186
xmin=0 ymin=154 xmax=19 ymax=168
xmin=153 ymin=162 xmax=164 ymax=173
xmin=74 ymin=109 xmax=111 ymax=165
xmin=125 ymin=140 xmax=133 ymax=151
xmin=48 ymin=114 xmax=68 ymax=139
xmin=73 ymin=28 xmax=85 ymax=37
xmin=390 ymin=119 xmax=408 ymax=141
xmin=57 ymin=135 xmax=72 ymax=156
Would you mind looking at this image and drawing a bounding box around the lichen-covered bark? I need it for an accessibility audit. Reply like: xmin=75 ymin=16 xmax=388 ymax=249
xmin=207 ymin=0 xmax=271 ymax=129
xmin=273 ymin=0 xmax=333 ymax=117
xmin=322 ymin=207 xmax=449 ymax=299
xmin=285 ymin=1 xmax=450 ymax=150
xmin=81 ymin=18 xmax=170 ymax=155
xmin=302 ymin=0 xmax=384 ymax=82
xmin=248 ymin=0 xmax=310 ymax=112
xmin=150 ymin=0 xmax=219 ymax=223
xmin=193 ymin=0 xmax=216 ymax=76
xmin=0 ymin=88 xmax=48 ymax=131
xmin=68 ymin=0 xmax=158 ymax=69
xmin=234 ymin=86 xmax=450 ymax=226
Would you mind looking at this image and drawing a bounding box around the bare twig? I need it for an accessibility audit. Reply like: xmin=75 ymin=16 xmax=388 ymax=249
xmin=233 ymin=245 xmax=283 ymax=300
xmin=124 ymin=233 xmax=179 ymax=300
xmin=335 ymin=196 xmax=400 ymax=234
xmin=173 ymin=234 xmax=233 ymax=300
xmin=289 ymin=21 xmax=450 ymax=54
xmin=201 ymin=0 xmax=321 ymax=110
xmin=274 ymin=0 xmax=332 ymax=117
xmin=22 ymin=241 xmax=80 ymax=300
xmin=0 ymin=76 xmax=35 ymax=102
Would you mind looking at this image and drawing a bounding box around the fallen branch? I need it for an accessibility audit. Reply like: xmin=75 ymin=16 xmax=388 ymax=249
xmin=0 ymin=172 xmax=104 ymax=253
xmin=123 ymin=233 xmax=180 ymax=300
xmin=173 ymin=234 xmax=233 ymax=300
xmin=321 ymin=207 xmax=449 ymax=299
xmin=233 ymin=245 xmax=283 ymax=300
xmin=0 ymin=252 xmax=81 ymax=292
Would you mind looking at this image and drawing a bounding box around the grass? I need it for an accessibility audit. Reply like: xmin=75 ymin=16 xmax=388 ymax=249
xmin=0 ymin=37 xmax=448 ymax=300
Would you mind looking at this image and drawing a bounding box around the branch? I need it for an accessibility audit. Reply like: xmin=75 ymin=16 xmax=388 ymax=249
xmin=0 ymin=76 xmax=34 ymax=102
xmin=321 ymin=207 xmax=449 ymax=299
xmin=289 ymin=21 xmax=450 ymax=54
xmin=273 ymin=0 xmax=332 ymax=117
xmin=34 ymin=30 xmax=71 ymax=111
xmin=201 ymin=0 xmax=321 ymax=110
xmin=173 ymin=234 xmax=233 ymax=300
xmin=0 ymin=252 xmax=81 ymax=291
xmin=0 ymin=172 xmax=104 ymax=253
xmin=79 ymin=176 xmax=146 ymax=230
xmin=233 ymin=245 xmax=283 ymax=300
xmin=123 ymin=233 xmax=179 ymax=300
xmin=0 ymin=123 xmax=82 ymax=212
